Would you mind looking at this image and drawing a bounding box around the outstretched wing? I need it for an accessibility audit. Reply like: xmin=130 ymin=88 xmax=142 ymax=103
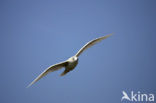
xmin=75 ymin=33 xmax=112 ymax=57
xmin=27 ymin=61 xmax=67 ymax=88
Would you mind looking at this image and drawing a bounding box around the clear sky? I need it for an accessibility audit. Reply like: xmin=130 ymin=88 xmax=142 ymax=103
xmin=1 ymin=0 xmax=156 ymax=103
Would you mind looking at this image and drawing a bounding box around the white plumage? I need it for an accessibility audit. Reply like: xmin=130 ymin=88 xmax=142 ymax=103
xmin=27 ymin=33 xmax=112 ymax=88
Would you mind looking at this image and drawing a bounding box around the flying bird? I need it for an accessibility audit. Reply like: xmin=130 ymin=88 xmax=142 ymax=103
xmin=27 ymin=33 xmax=112 ymax=88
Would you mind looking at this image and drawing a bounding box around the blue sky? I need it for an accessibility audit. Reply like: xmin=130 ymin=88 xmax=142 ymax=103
xmin=1 ymin=0 xmax=156 ymax=103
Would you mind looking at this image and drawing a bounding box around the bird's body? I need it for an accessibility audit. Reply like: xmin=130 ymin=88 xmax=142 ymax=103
xmin=27 ymin=34 xmax=112 ymax=88
xmin=61 ymin=56 xmax=78 ymax=76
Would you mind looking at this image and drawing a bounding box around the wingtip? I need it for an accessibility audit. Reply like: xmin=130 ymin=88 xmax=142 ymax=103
xmin=26 ymin=82 xmax=34 ymax=88
xmin=101 ymin=33 xmax=113 ymax=39
xmin=26 ymin=84 xmax=31 ymax=88
xmin=107 ymin=33 xmax=113 ymax=37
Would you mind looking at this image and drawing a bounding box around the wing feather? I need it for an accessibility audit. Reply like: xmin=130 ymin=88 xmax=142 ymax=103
xmin=27 ymin=61 xmax=67 ymax=88
xmin=75 ymin=33 xmax=112 ymax=57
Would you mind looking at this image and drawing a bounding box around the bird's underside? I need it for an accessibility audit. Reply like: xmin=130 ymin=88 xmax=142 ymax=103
xmin=27 ymin=33 xmax=112 ymax=88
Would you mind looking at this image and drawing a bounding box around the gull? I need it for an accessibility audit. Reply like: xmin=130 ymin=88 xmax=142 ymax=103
xmin=27 ymin=33 xmax=112 ymax=88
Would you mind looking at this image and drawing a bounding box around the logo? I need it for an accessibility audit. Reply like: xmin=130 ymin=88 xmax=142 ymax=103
xmin=121 ymin=91 xmax=154 ymax=102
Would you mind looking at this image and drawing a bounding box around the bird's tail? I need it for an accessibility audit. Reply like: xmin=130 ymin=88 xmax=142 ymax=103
xmin=60 ymin=69 xmax=70 ymax=76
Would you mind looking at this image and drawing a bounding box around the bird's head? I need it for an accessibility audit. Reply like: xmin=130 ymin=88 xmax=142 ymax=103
xmin=73 ymin=56 xmax=78 ymax=61
xmin=68 ymin=56 xmax=78 ymax=62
